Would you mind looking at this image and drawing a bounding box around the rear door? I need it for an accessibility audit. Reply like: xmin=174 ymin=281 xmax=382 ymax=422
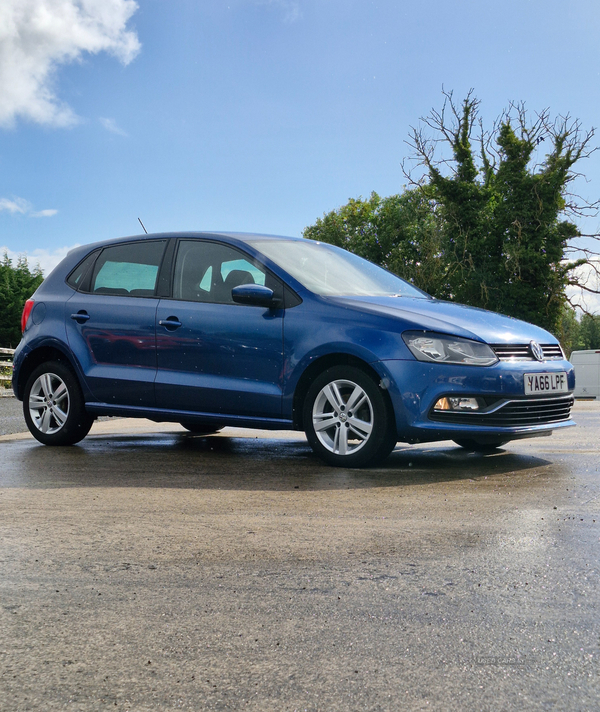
xmin=66 ymin=240 xmax=167 ymax=407
xmin=155 ymin=239 xmax=284 ymax=418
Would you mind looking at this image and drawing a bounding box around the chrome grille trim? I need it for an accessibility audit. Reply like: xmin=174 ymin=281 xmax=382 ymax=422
xmin=541 ymin=344 xmax=565 ymax=360
xmin=491 ymin=343 xmax=564 ymax=361
xmin=430 ymin=395 xmax=574 ymax=427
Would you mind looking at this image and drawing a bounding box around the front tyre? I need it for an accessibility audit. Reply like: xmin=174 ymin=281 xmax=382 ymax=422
xmin=303 ymin=366 xmax=397 ymax=468
xmin=23 ymin=361 xmax=94 ymax=446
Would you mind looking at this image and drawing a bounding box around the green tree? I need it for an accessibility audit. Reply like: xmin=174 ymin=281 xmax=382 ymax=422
xmin=0 ymin=253 xmax=44 ymax=348
xmin=406 ymin=90 xmax=596 ymax=333
xmin=304 ymin=92 xmax=600 ymax=340
xmin=577 ymin=313 xmax=600 ymax=350
xmin=555 ymin=305 xmax=581 ymax=356
xmin=303 ymin=188 xmax=447 ymax=297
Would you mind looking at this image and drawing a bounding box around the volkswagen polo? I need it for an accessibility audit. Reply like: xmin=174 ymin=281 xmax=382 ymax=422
xmin=13 ymin=232 xmax=575 ymax=467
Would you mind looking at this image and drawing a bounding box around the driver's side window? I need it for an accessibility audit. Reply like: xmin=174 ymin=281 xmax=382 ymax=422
xmin=172 ymin=240 xmax=270 ymax=304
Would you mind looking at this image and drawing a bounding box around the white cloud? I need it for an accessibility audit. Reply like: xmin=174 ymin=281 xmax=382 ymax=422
xmin=0 ymin=196 xmax=57 ymax=218
xmin=567 ymin=259 xmax=600 ymax=315
xmin=0 ymin=0 xmax=141 ymax=128
xmin=0 ymin=244 xmax=77 ymax=276
xmin=0 ymin=197 xmax=31 ymax=214
xmin=100 ymin=116 xmax=127 ymax=136
xmin=31 ymin=209 xmax=59 ymax=218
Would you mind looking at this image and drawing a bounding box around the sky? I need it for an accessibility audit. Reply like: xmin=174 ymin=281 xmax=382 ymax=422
xmin=1 ymin=0 xmax=600 ymax=310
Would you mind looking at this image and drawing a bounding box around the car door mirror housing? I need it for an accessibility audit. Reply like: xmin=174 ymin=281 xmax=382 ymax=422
xmin=231 ymin=284 xmax=281 ymax=308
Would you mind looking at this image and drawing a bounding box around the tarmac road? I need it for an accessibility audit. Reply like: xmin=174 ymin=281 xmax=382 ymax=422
xmin=0 ymin=392 xmax=27 ymax=436
xmin=1 ymin=400 xmax=599 ymax=711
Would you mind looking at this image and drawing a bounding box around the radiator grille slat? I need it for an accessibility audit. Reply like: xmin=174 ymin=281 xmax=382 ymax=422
xmin=430 ymin=395 xmax=574 ymax=427
xmin=492 ymin=343 xmax=564 ymax=361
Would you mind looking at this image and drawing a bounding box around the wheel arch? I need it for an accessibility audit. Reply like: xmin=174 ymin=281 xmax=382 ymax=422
xmin=291 ymin=353 xmax=396 ymax=431
xmin=15 ymin=342 xmax=83 ymax=401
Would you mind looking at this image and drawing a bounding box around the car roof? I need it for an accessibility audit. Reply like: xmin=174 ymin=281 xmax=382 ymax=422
xmin=44 ymin=232 xmax=303 ymax=283
xmin=76 ymin=231 xmax=303 ymax=250
xmin=57 ymin=231 xmax=302 ymax=271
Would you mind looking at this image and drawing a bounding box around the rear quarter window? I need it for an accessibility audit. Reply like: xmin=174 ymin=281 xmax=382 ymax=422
xmin=66 ymin=250 xmax=100 ymax=290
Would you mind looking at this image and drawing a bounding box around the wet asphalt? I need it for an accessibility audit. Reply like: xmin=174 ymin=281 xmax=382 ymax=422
xmin=0 ymin=399 xmax=599 ymax=711
xmin=0 ymin=393 xmax=26 ymax=436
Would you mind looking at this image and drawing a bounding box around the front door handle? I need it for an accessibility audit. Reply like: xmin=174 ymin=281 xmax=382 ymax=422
xmin=70 ymin=311 xmax=90 ymax=324
xmin=159 ymin=317 xmax=182 ymax=330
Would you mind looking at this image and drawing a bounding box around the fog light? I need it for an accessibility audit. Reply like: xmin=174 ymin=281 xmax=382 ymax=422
xmin=434 ymin=397 xmax=482 ymax=411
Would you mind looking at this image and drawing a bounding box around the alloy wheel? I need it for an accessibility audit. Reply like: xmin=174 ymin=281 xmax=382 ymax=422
xmin=28 ymin=372 xmax=70 ymax=435
xmin=311 ymin=378 xmax=374 ymax=456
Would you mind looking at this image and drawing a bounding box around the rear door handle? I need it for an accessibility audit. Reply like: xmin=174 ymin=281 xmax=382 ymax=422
xmin=159 ymin=317 xmax=182 ymax=330
xmin=70 ymin=311 xmax=90 ymax=323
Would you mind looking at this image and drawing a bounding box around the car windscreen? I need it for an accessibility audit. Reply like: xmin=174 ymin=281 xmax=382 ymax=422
xmin=248 ymin=239 xmax=430 ymax=298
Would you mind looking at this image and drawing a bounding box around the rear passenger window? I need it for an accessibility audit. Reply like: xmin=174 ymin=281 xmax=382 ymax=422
xmin=90 ymin=241 xmax=166 ymax=297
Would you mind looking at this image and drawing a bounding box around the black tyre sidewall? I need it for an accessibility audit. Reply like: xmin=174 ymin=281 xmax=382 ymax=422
xmin=23 ymin=361 xmax=93 ymax=446
xmin=303 ymin=366 xmax=396 ymax=468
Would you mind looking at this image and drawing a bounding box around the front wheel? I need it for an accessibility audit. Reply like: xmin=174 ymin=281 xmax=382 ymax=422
xmin=23 ymin=361 xmax=94 ymax=446
xmin=303 ymin=366 xmax=397 ymax=468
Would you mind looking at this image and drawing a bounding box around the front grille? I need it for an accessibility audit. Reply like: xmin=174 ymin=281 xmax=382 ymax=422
xmin=430 ymin=395 xmax=574 ymax=427
xmin=492 ymin=343 xmax=564 ymax=361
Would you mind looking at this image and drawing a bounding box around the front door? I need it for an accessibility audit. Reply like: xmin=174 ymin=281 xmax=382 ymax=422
xmin=155 ymin=240 xmax=284 ymax=418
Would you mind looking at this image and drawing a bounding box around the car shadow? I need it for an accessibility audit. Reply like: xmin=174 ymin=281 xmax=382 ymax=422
xmin=2 ymin=429 xmax=558 ymax=491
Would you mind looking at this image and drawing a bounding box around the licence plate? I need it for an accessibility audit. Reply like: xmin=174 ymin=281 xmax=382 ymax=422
xmin=524 ymin=372 xmax=568 ymax=396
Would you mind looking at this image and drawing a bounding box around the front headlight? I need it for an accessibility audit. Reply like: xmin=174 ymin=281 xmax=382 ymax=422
xmin=402 ymin=332 xmax=498 ymax=366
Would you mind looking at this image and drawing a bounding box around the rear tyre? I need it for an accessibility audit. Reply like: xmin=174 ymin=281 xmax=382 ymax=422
xmin=303 ymin=366 xmax=397 ymax=468
xmin=453 ymin=438 xmax=507 ymax=452
xmin=23 ymin=361 xmax=94 ymax=446
xmin=179 ymin=422 xmax=222 ymax=435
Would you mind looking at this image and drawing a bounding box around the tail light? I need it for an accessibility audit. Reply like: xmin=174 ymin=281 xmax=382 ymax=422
xmin=21 ymin=299 xmax=35 ymax=332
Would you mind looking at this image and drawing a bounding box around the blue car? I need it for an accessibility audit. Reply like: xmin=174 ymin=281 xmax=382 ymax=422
xmin=13 ymin=232 xmax=575 ymax=467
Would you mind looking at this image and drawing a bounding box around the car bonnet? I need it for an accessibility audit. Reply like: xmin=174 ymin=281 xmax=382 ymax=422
xmin=327 ymin=295 xmax=557 ymax=345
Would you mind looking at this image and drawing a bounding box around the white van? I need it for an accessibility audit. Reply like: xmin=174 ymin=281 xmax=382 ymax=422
xmin=570 ymin=350 xmax=600 ymax=398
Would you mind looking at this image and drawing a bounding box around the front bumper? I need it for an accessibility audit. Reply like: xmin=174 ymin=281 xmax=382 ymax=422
xmin=378 ymin=358 xmax=576 ymax=444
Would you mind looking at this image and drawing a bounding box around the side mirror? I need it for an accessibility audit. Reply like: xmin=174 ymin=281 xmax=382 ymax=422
xmin=231 ymin=284 xmax=281 ymax=308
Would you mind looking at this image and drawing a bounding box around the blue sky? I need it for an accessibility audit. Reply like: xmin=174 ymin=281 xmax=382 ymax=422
xmin=2 ymin=0 xmax=600 ymax=309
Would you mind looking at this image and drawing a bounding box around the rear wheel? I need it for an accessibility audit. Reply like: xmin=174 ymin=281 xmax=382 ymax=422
xmin=23 ymin=361 xmax=94 ymax=446
xmin=303 ymin=366 xmax=397 ymax=468
xmin=179 ymin=422 xmax=222 ymax=435
xmin=454 ymin=438 xmax=507 ymax=452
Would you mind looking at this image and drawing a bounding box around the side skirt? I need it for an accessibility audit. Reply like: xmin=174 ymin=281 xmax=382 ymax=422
xmin=85 ymin=402 xmax=295 ymax=431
